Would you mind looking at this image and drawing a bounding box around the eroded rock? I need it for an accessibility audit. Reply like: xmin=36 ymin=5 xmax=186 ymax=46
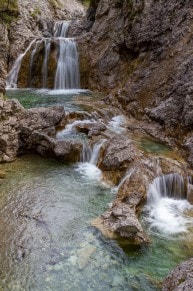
xmin=162 ymin=258 xmax=193 ymax=291
xmin=0 ymin=98 xmax=82 ymax=163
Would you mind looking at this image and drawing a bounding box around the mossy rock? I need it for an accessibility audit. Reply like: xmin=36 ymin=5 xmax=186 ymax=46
xmin=0 ymin=0 xmax=19 ymax=25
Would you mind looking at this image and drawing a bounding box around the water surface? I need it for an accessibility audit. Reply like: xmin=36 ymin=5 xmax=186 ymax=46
xmin=2 ymin=89 xmax=193 ymax=290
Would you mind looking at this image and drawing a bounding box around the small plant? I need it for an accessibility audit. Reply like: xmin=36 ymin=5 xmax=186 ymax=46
xmin=0 ymin=0 xmax=19 ymax=25
xmin=30 ymin=6 xmax=41 ymax=19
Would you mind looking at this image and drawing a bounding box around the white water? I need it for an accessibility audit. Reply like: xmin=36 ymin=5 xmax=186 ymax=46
xmin=42 ymin=39 xmax=51 ymax=88
xmin=116 ymin=168 xmax=135 ymax=192
xmin=77 ymin=139 xmax=107 ymax=181
xmin=143 ymin=174 xmax=193 ymax=237
xmin=54 ymin=39 xmax=80 ymax=89
xmin=56 ymin=120 xmax=94 ymax=138
xmin=6 ymin=39 xmax=37 ymax=89
xmin=6 ymin=21 xmax=80 ymax=90
xmin=108 ymin=115 xmax=126 ymax=133
xmin=54 ymin=21 xmax=69 ymax=38
xmin=54 ymin=22 xmax=80 ymax=90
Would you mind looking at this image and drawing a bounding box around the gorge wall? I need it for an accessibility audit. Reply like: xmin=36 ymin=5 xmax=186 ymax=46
xmin=76 ymin=0 xmax=193 ymax=136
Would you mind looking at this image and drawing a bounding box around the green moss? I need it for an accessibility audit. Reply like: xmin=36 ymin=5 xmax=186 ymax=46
xmin=0 ymin=0 xmax=19 ymax=25
xmin=81 ymin=0 xmax=90 ymax=7
xmin=30 ymin=6 xmax=41 ymax=19
xmin=48 ymin=0 xmax=62 ymax=10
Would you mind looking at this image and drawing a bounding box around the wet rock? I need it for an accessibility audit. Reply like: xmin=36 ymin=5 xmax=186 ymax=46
xmin=162 ymin=258 xmax=193 ymax=291
xmin=100 ymin=203 xmax=148 ymax=244
xmin=75 ymin=121 xmax=106 ymax=136
xmin=30 ymin=131 xmax=82 ymax=163
xmin=0 ymin=99 xmax=69 ymax=162
xmin=100 ymin=134 xmax=143 ymax=171
xmin=184 ymin=134 xmax=193 ymax=168
xmin=53 ymin=139 xmax=82 ymax=163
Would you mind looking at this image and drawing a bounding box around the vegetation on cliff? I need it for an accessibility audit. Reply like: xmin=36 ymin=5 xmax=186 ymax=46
xmin=0 ymin=0 xmax=19 ymax=24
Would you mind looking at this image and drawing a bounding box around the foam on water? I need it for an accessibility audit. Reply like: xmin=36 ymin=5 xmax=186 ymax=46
xmin=76 ymin=163 xmax=102 ymax=181
xmin=144 ymin=197 xmax=193 ymax=236
xmin=108 ymin=115 xmax=126 ymax=133
xmin=56 ymin=120 xmax=94 ymax=138
xmin=143 ymin=174 xmax=193 ymax=237
xmin=35 ymin=89 xmax=90 ymax=95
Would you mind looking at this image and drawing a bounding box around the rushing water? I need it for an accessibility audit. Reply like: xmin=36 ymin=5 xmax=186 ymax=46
xmin=2 ymin=89 xmax=193 ymax=290
xmin=6 ymin=21 xmax=80 ymax=90
xmin=1 ymin=155 xmax=193 ymax=290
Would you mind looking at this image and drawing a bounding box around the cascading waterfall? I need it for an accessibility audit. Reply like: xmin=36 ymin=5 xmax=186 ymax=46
xmin=78 ymin=139 xmax=107 ymax=180
xmin=42 ymin=39 xmax=51 ymax=88
xmin=6 ymin=39 xmax=37 ymax=89
xmin=54 ymin=22 xmax=80 ymax=90
xmin=54 ymin=38 xmax=80 ymax=89
xmin=143 ymin=173 xmax=193 ymax=236
xmin=147 ymin=173 xmax=186 ymax=204
xmin=6 ymin=21 xmax=80 ymax=90
xmin=81 ymin=139 xmax=106 ymax=165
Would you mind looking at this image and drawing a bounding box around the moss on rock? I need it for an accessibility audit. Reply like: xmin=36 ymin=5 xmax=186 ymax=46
xmin=0 ymin=0 xmax=19 ymax=25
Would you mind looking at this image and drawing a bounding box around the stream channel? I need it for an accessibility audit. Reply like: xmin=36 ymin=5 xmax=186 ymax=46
xmin=1 ymin=89 xmax=193 ymax=290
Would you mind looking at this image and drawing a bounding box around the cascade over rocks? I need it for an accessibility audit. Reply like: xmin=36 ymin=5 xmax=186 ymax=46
xmin=0 ymin=0 xmax=85 ymax=93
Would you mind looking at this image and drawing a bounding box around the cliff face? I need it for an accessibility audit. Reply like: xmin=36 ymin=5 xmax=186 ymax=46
xmin=0 ymin=0 xmax=84 ymax=94
xmin=78 ymin=0 xmax=193 ymax=133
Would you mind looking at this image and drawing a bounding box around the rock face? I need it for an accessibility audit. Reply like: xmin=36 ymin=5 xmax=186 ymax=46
xmin=0 ymin=98 xmax=82 ymax=163
xmin=162 ymin=258 xmax=193 ymax=291
xmin=0 ymin=23 xmax=9 ymax=94
xmin=76 ymin=0 xmax=193 ymax=134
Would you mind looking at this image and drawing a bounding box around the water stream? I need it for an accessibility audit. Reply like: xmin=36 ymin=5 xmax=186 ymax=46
xmin=2 ymin=89 xmax=193 ymax=290
xmin=4 ymin=23 xmax=193 ymax=287
xmin=6 ymin=21 xmax=80 ymax=90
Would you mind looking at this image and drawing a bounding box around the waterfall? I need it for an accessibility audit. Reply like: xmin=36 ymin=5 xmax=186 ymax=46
xmin=6 ymin=21 xmax=80 ymax=90
xmin=53 ymin=22 xmax=69 ymax=38
xmin=147 ymin=173 xmax=186 ymax=205
xmin=42 ymin=39 xmax=51 ymax=88
xmin=81 ymin=143 xmax=92 ymax=163
xmin=54 ymin=22 xmax=80 ymax=90
xmin=117 ymin=168 xmax=135 ymax=191
xmin=143 ymin=173 xmax=193 ymax=236
xmin=81 ymin=139 xmax=106 ymax=165
xmin=6 ymin=39 xmax=37 ymax=89
xmin=77 ymin=139 xmax=107 ymax=181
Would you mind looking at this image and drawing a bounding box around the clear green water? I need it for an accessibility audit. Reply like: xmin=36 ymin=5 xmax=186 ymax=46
xmin=139 ymin=138 xmax=172 ymax=155
xmin=1 ymin=155 xmax=193 ymax=291
xmin=6 ymin=89 xmax=89 ymax=111
xmin=1 ymin=89 xmax=193 ymax=290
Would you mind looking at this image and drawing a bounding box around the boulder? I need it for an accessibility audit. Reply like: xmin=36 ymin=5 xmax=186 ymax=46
xmin=100 ymin=134 xmax=143 ymax=171
xmin=75 ymin=121 xmax=106 ymax=136
xmin=101 ymin=203 xmax=148 ymax=244
xmin=162 ymin=258 xmax=193 ymax=291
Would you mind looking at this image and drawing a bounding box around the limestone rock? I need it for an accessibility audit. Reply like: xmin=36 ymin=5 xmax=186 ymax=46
xmin=101 ymin=203 xmax=148 ymax=244
xmin=162 ymin=258 xmax=193 ymax=291
xmin=100 ymin=135 xmax=143 ymax=171
xmin=75 ymin=121 xmax=106 ymax=136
